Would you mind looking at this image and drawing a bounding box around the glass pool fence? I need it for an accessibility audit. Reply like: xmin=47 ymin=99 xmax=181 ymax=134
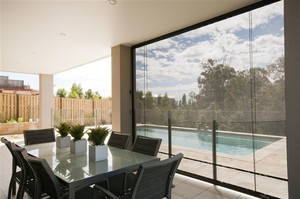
xmin=136 ymin=110 xmax=287 ymax=199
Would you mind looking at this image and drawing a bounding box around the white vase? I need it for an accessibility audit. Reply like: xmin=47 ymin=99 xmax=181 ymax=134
xmin=89 ymin=145 xmax=108 ymax=161
xmin=70 ymin=138 xmax=87 ymax=154
xmin=56 ymin=136 xmax=71 ymax=148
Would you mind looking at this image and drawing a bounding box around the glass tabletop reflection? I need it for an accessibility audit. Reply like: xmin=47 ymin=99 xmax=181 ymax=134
xmin=24 ymin=142 xmax=158 ymax=183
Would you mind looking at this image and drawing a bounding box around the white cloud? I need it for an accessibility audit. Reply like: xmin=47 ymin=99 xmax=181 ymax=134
xmin=150 ymin=82 xmax=199 ymax=100
xmin=135 ymin=2 xmax=284 ymax=100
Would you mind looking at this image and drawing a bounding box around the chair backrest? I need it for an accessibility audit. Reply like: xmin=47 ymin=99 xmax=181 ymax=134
xmin=132 ymin=135 xmax=162 ymax=156
xmin=10 ymin=143 xmax=37 ymax=198
xmin=1 ymin=137 xmax=21 ymax=176
xmin=130 ymin=153 xmax=183 ymax=199
xmin=21 ymin=150 xmax=64 ymax=199
xmin=107 ymin=131 xmax=130 ymax=149
xmin=11 ymin=143 xmax=35 ymax=178
xmin=23 ymin=128 xmax=55 ymax=145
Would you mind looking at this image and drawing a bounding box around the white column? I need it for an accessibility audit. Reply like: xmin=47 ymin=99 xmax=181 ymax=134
xmin=39 ymin=74 xmax=54 ymax=128
xmin=111 ymin=45 xmax=132 ymax=137
xmin=285 ymin=0 xmax=300 ymax=198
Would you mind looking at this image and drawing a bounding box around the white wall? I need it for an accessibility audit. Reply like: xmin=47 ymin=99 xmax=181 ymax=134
xmin=39 ymin=74 xmax=54 ymax=128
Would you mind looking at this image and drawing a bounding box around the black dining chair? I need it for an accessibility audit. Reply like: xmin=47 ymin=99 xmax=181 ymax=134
xmin=21 ymin=150 xmax=95 ymax=199
xmin=23 ymin=128 xmax=55 ymax=145
xmin=124 ymin=135 xmax=162 ymax=189
xmin=10 ymin=142 xmax=38 ymax=199
xmin=93 ymin=153 xmax=183 ymax=199
xmin=100 ymin=135 xmax=163 ymax=196
xmin=132 ymin=135 xmax=162 ymax=156
xmin=1 ymin=137 xmax=23 ymax=199
xmin=1 ymin=139 xmax=39 ymax=199
xmin=107 ymin=131 xmax=130 ymax=149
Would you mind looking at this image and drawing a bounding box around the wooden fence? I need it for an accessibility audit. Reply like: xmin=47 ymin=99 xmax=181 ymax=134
xmin=0 ymin=93 xmax=112 ymax=125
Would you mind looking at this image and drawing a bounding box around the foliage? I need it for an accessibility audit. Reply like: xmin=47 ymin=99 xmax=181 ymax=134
xmin=85 ymin=89 xmax=102 ymax=100
xmin=55 ymin=122 xmax=71 ymax=137
xmin=88 ymin=127 xmax=109 ymax=146
xmin=197 ymin=59 xmax=236 ymax=110
xmin=5 ymin=119 xmax=18 ymax=123
xmin=56 ymin=83 xmax=104 ymax=100
xmin=145 ymin=91 xmax=154 ymax=109
xmin=69 ymin=124 xmax=86 ymax=141
xmin=56 ymin=88 xmax=67 ymax=98
xmin=68 ymin=83 xmax=84 ymax=99
xmin=135 ymin=56 xmax=286 ymax=136
xmin=4 ymin=118 xmax=24 ymax=123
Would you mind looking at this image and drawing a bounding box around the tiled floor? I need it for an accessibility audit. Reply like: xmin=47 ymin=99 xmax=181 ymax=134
xmin=0 ymin=135 xmax=259 ymax=199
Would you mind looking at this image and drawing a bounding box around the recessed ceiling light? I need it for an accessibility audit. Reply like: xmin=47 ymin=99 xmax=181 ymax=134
xmin=108 ymin=0 xmax=117 ymax=5
xmin=59 ymin=33 xmax=66 ymax=36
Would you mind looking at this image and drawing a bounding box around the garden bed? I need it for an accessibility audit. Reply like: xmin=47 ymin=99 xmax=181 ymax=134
xmin=0 ymin=122 xmax=38 ymax=135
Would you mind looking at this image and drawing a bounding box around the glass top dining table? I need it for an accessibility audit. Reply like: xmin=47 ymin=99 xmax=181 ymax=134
xmin=24 ymin=142 xmax=159 ymax=199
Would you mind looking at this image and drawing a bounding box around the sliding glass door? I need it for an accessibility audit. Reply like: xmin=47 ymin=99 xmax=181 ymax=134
xmin=134 ymin=1 xmax=287 ymax=198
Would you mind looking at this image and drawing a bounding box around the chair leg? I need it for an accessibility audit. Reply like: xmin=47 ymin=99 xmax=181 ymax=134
xmin=16 ymin=183 xmax=25 ymax=199
xmin=8 ymin=176 xmax=16 ymax=199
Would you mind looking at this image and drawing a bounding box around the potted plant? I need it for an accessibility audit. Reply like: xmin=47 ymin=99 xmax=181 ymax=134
xmin=55 ymin=122 xmax=71 ymax=148
xmin=88 ymin=126 xmax=109 ymax=161
xmin=69 ymin=124 xmax=87 ymax=154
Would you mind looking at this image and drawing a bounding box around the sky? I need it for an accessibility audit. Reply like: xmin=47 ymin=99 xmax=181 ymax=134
xmin=135 ymin=1 xmax=284 ymax=100
xmin=0 ymin=57 xmax=112 ymax=98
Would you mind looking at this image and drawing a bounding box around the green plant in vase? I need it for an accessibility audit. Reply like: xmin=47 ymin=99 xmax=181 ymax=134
xmin=55 ymin=122 xmax=71 ymax=148
xmin=55 ymin=122 xmax=71 ymax=137
xmin=69 ymin=124 xmax=87 ymax=154
xmin=88 ymin=126 xmax=109 ymax=146
xmin=88 ymin=126 xmax=110 ymax=161
xmin=70 ymin=124 xmax=86 ymax=141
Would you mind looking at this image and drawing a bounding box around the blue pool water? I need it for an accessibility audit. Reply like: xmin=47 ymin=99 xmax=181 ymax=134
xmin=137 ymin=127 xmax=281 ymax=156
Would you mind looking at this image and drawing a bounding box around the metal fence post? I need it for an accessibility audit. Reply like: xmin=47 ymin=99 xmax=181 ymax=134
xmin=168 ymin=111 xmax=172 ymax=158
xmin=212 ymin=120 xmax=217 ymax=180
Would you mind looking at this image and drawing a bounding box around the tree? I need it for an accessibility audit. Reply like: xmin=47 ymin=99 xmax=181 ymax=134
xmin=156 ymin=94 xmax=162 ymax=108
xmin=267 ymin=56 xmax=284 ymax=82
xmin=161 ymin=93 xmax=169 ymax=108
xmin=181 ymin=93 xmax=187 ymax=107
xmin=56 ymin=88 xmax=67 ymax=98
xmin=68 ymin=83 xmax=84 ymax=99
xmin=145 ymin=91 xmax=154 ymax=109
xmin=94 ymin=92 xmax=102 ymax=100
xmin=85 ymin=89 xmax=94 ymax=99
xmin=197 ymin=59 xmax=236 ymax=109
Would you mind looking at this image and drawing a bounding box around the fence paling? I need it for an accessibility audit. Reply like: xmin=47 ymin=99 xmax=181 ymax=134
xmin=0 ymin=94 xmax=18 ymax=121
xmin=0 ymin=93 xmax=112 ymax=123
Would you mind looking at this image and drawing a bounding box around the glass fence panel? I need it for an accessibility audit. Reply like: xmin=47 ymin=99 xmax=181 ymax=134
xmin=217 ymin=166 xmax=255 ymax=191
xmin=53 ymin=108 xmax=112 ymax=126
xmin=256 ymin=175 xmax=288 ymax=199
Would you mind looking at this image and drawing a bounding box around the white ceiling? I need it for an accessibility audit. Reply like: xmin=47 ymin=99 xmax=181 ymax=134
xmin=0 ymin=0 xmax=260 ymax=75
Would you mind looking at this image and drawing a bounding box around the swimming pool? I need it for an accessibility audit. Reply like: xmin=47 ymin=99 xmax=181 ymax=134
xmin=137 ymin=126 xmax=281 ymax=156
